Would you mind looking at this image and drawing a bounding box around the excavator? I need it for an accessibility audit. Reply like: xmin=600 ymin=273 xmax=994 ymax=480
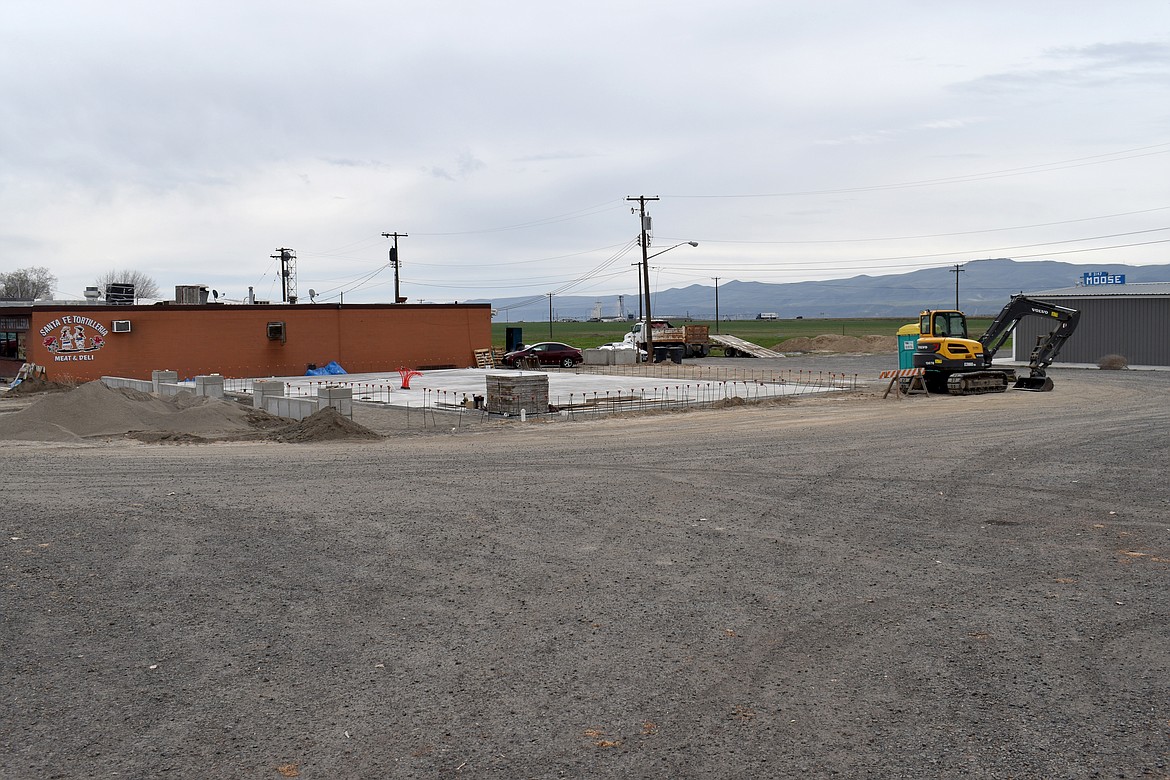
xmin=912 ymin=295 xmax=1081 ymax=395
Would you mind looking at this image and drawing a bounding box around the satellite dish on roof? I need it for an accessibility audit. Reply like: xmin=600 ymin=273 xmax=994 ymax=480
xmin=309 ymin=288 xmax=317 ymax=302
xmin=212 ymin=289 xmax=219 ymax=300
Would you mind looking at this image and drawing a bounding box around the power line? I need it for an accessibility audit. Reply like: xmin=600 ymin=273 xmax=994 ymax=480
xmin=658 ymin=205 xmax=1170 ymax=245
xmin=404 ymin=241 xmax=636 ymax=269
xmin=659 ymin=226 xmax=1170 ymax=269
xmin=493 ymin=244 xmax=640 ymax=311
xmin=410 ymin=199 xmax=624 ymax=236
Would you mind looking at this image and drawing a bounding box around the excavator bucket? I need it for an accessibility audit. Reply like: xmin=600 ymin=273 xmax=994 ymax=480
xmin=1014 ymin=375 xmax=1055 ymax=392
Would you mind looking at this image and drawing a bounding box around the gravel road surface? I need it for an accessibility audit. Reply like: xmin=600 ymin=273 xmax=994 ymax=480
xmin=3 ymin=359 xmax=1168 ymax=779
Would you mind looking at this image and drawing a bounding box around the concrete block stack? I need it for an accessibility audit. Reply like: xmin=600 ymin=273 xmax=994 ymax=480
xmin=151 ymin=370 xmax=179 ymax=393
xmin=486 ymin=374 xmax=549 ymax=416
xmin=253 ymin=381 xmax=286 ymax=410
xmin=583 ymin=348 xmax=613 ymax=366
xmin=194 ymin=374 xmax=225 ymax=399
xmin=317 ymin=385 xmax=353 ymax=417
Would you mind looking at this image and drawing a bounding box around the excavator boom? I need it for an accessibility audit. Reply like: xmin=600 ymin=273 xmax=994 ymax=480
xmin=981 ymin=296 xmax=1081 ymax=391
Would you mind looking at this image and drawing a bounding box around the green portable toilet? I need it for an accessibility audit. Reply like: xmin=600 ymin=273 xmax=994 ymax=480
xmin=896 ymin=322 xmax=920 ymax=370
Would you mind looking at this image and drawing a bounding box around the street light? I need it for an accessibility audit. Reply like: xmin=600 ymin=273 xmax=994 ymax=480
xmin=641 ymin=240 xmax=697 ymax=362
xmin=647 ymin=240 xmax=699 ymax=261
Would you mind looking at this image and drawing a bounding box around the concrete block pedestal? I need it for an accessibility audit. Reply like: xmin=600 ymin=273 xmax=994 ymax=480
xmin=317 ymin=386 xmax=353 ymax=417
xmin=486 ymin=374 xmax=549 ymax=416
xmin=151 ymin=370 xmax=178 ymax=393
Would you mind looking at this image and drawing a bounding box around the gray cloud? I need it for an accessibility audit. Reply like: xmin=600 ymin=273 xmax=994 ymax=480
xmin=955 ymin=39 xmax=1170 ymax=93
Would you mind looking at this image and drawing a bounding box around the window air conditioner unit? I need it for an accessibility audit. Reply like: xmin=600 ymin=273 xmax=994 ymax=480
xmin=267 ymin=321 xmax=286 ymax=343
xmin=112 ymin=320 xmax=132 ymax=333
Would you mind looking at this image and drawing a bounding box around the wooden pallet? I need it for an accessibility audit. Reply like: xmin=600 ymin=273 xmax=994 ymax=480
xmin=474 ymin=348 xmax=495 ymax=368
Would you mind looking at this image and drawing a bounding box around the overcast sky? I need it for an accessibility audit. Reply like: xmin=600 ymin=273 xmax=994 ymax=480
xmin=2 ymin=1 xmax=1168 ymax=307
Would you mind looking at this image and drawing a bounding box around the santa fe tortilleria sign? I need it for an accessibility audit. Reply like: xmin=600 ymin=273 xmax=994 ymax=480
xmin=39 ymin=315 xmax=108 ymax=362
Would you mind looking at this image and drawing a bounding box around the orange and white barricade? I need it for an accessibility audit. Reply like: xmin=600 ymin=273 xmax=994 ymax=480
xmin=880 ymin=367 xmax=928 ymax=398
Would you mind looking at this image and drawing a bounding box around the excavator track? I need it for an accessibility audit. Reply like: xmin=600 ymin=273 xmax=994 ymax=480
xmin=946 ymin=370 xmax=1012 ymax=396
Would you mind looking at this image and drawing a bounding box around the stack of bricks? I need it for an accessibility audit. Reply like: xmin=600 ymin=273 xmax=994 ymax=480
xmin=486 ymin=374 xmax=549 ymax=416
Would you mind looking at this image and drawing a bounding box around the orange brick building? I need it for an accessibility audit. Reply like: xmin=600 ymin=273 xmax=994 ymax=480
xmin=4 ymin=302 xmax=492 ymax=382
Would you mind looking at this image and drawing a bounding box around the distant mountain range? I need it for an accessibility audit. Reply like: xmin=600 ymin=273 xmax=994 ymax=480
xmin=482 ymin=258 xmax=1170 ymax=321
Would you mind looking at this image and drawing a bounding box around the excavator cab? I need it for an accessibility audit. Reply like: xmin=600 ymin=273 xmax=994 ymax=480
xmin=913 ymin=310 xmax=990 ymax=390
xmin=920 ymin=310 xmax=968 ymax=340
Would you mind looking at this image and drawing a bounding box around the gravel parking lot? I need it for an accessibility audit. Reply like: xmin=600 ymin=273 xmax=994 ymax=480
xmin=3 ymin=358 xmax=1168 ymax=779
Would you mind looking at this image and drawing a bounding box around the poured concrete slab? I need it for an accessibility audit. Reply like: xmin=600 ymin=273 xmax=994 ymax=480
xmin=240 ymin=366 xmax=846 ymax=412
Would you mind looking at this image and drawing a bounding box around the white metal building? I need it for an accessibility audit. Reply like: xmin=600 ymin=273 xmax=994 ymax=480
xmin=1017 ymin=282 xmax=1170 ymax=368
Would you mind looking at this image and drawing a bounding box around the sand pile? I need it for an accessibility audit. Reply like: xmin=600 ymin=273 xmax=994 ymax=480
xmin=0 ymin=381 xmax=285 ymax=442
xmin=774 ymin=334 xmax=897 ymax=353
xmin=271 ymin=406 xmax=381 ymax=443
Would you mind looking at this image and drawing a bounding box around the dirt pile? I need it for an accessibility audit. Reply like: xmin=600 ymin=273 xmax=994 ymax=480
xmin=710 ymin=395 xmax=749 ymax=408
xmin=0 ymin=381 xmax=285 ymax=442
xmin=271 ymin=406 xmax=382 ymax=443
xmin=774 ymin=334 xmax=896 ymax=353
xmin=4 ymin=375 xmax=76 ymax=396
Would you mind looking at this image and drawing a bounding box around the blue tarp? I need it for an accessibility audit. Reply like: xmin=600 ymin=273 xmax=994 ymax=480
xmin=305 ymin=361 xmax=348 ymax=376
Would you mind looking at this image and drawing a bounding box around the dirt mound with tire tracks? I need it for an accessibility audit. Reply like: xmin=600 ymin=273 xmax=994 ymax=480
xmin=775 ymin=333 xmax=896 ymax=353
xmin=0 ymin=380 xmax=384 ymax=443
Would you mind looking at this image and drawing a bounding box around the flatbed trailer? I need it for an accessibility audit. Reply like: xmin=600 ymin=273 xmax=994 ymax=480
xmin=709 ymin=334 xmax=783 ymax=358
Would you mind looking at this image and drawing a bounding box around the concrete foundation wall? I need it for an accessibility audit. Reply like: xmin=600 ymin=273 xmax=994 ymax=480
xmin=583 ymin=348 xmax=638 ymax=366
xmin=100 ymin=373 xmax=354 ymax=420
xmin=265 ymin=395 xmax=320 ymax=421
xmin=104 ymin=374 xmax=235 ymax=399
xmin=102 ymin=376 xmax=153 ymax=392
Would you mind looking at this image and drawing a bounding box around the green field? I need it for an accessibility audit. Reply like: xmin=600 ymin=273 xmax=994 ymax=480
xmin=492 ymin=317 xmax=998 ymax=351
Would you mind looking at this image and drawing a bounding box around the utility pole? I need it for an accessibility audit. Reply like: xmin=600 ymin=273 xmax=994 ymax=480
xmin=548 ymin=293 xmax=553 ymax=339
xmin=272 ymin=248 xmax=297 ymax=304
xmin=381 ymin=232 xmax=408 ymax=303
xmin=627 ymin=195 xmax=659 ymax=362
xmin=631 ymin=262 xmax=643 ymax=319
xmin=712 ymin=276 xmax=720 ymax=333
xmin=950 ymin=263 xmax=965 ymax=310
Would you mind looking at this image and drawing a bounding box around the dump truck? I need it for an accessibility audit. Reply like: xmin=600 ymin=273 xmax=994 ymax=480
xmin=625 ymin=319 xmax=711 ymax=360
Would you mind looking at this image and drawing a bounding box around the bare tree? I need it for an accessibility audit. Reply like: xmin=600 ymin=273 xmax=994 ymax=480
xmin=0 ymin=266 xmax=57 ymax=299
xmin=95 ymin=269 xmax=161 ymax=301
